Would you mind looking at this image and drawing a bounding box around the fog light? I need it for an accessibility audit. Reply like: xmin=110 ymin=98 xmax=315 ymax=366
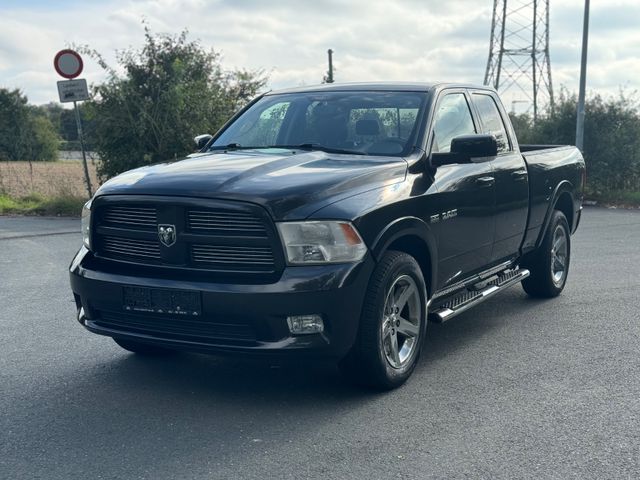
xmin=287 ymin=315 xmax=324 ymax=334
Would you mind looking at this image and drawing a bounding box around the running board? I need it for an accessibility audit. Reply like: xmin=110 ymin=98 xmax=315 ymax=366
xmin=429 ymin=268 xmax=530 ymax=323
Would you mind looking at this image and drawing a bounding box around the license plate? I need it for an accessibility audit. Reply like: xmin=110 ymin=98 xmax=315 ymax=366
xmin=123 ymin=286 xmax=201 ymax=316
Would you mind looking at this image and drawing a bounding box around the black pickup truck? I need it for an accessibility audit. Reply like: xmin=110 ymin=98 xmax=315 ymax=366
xmin=70 ymin=82 xmax=585 ymax=389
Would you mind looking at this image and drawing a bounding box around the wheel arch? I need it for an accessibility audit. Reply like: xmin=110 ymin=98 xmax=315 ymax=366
xmin=535 ymin=181 xmax=576 ymax=249
xmin=370 ymin=217 xmax=437 ymax=295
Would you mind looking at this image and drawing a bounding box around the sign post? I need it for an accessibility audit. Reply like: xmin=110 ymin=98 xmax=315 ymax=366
xmin=54 ymin=49 xmax=92 ymax=197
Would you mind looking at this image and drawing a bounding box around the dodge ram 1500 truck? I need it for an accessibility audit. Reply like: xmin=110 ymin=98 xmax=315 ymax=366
xmin=69 ymin=82 xmax=585 ymax=389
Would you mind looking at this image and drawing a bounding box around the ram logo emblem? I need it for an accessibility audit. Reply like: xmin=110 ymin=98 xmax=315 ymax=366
xmin=158 ymin=224 xmax=177 ymax=247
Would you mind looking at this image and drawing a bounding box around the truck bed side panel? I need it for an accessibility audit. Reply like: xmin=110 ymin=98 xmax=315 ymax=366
xmin=521 ymin=146 xmax=585 ymax=253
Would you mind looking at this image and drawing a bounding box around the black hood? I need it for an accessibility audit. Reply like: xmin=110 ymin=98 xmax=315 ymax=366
xmin=95 ymin=150 xmax=407 ymax=220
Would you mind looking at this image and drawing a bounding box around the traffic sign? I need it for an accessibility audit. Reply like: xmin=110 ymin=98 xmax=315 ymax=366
xmin=57 ymin=79 xmax=89 ymax=103
xmin=54 ymin=49 xmax=84 ymax=79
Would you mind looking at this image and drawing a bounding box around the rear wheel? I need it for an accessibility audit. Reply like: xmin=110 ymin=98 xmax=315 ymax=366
xmin=340 ymin=251 xmax=427 ymax=390
xmin=522 ymin=210 xmax=571 ymax=298
xmin=113 ymin=338 xmax=174 ymax=356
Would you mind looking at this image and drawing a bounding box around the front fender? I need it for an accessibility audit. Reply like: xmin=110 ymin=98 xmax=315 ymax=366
xmin=370 ymin=216 xmax=438 ymax=291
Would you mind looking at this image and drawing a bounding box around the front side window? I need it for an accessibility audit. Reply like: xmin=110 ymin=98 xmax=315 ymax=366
xmin=472 ymin=94 xmax=510 ymax=153
xmin=211 ymin=91 xmax=427 ymax=157
xmin=431 ymin=93 xmax=476 ymax=153
xmin=228 ymin=101 xmax=290 ymax=147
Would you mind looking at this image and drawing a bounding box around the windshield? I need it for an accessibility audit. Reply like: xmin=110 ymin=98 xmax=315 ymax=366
xmin=210 ymin=90 xmax=428 ymax=156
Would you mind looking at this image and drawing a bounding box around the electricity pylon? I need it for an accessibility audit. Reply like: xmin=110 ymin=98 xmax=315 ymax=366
xmin=484 ymin=0 xmax=554 ymax=119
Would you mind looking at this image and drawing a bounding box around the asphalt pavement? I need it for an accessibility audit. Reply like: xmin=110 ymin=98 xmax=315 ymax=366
xmin=1 ymin=208 xmax=639 ymax=479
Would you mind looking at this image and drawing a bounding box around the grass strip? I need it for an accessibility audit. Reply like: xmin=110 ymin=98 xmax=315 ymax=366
xmin=0 ymin=193 xmax=87 ymax=216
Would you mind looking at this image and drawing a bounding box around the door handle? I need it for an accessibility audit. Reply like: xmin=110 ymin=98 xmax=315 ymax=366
xmin=511 ymin=170 xmax=528 ymax=181
xmin=476 ymin=176 xmax=495 ymax=187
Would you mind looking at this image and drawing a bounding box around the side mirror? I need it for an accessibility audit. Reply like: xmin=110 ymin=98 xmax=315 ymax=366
xmin=194 ymin=134 xmax=213 ymax=151
xmin=431 ymin=134 xmax=498 ymax=167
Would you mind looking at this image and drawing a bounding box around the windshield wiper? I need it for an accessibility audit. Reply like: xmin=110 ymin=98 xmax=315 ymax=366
xmin=268 ymin=143 xmax=366 ymax=155
xmin=208 ymin=143 xmax=249 ymax=151
xmin=209 ymin=143 xmax=366 ymax=155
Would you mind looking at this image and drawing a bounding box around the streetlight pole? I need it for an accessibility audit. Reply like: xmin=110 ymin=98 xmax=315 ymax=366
xmin=575 ymin=0 xmax=590 ymax=152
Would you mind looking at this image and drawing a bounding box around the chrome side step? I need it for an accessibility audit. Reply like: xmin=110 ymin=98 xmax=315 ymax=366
xmin=429 ymin=268 xmax=530 ymax=323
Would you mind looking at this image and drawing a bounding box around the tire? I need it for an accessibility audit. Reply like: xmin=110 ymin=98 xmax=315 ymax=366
xmin=521 ymin=210 xmax=571 ymax=298
xmin=113 ymin=338 xmax=174 ymax=356
xmin=340 ymin=251 xmax=428 ymax=390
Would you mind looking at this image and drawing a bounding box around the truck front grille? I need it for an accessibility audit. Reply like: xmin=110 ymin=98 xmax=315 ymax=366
xmin=92 ymin=198 xmax=283 ymax=279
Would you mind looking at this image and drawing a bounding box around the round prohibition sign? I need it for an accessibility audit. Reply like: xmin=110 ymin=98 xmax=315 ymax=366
xmin=53 ymin=49 xmax=84 ymax=79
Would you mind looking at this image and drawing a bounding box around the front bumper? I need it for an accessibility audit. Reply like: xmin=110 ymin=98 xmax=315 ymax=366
xmin=69 ymin=247 xmax=374 ymax=359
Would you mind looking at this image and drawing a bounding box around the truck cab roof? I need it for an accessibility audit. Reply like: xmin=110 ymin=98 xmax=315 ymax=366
xmin=266 ymin=81 xmax=497 ymax=95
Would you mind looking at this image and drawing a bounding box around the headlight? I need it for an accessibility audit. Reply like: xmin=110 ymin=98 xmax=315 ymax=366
xmin=81 ymin=200 xmax=92 ymax=249
xmin=277 ymin=221 xmax=367 ymax=265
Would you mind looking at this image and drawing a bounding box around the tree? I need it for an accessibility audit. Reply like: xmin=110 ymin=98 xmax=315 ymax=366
xmin=40 ymin=103 xmax=77 ymax=141
xmin=509 ymin=90 xmax=640 ymax=194
xmin=0 ymin=88 xmax=59 ymax=161
xmin=82 ymin=26 xmax=268 ymax=179
xmin=27 ymin=111 xmax=60 ymax=161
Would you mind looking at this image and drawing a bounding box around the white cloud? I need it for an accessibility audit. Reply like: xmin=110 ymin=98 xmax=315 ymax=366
xmin=0 ymin=0 xmax=638 ymax=107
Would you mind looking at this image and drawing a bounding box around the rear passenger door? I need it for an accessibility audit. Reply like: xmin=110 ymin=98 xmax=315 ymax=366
xmin=470 ymin=91 xmax=529 ymax=262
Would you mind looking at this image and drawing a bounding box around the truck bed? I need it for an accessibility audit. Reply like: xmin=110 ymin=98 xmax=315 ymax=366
xmin=520 ymin=144 xmax=574 ymax=153
xmin=520 ymin=145 xmax=585 ymax=253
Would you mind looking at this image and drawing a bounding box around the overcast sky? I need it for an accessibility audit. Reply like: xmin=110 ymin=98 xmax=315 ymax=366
xmin=1 ymin=0 xmax=639 ymax=112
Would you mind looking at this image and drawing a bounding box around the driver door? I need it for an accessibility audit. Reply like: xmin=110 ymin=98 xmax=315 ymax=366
xmin=429 ymin=91 xmax=496 ymax=289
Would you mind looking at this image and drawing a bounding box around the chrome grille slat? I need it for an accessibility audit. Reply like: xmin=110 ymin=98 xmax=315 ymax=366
xmin=102 ymin=236 xmax=158 ymax=245
xmin=192 ymin=246 xmax=272 ymax=252
xmin=108 ymin=209 xmax=156 ymax=213
xmin=192 ymin=258 xmax=274 ymax=265
xmin=103 ymin=243 xmax=159 ymax=255
xmin=102 ymin=249 xmax=160 ymax=260
xmin=193 ymin=253 xmax=273 ymax=258
xmin=191 ymin=246 xmax=272 ymax=253
xmin=105 ymin=240 xmax=160 ymax=251
xmin=102 ymin=236 xmax=159 ymax=246
xmin=189 ymin=218 xmax=262 ymax=224
xmin=189 ymin=222 xmax=264 ymax=228
xmin=103 ymin=241 xmax=158 ymax=251
xmin=104 ymin=213 xmax=156 ymax=220
xmin=189 ymin=214 xmax=260 ymax=220
xmin=193 ymin=253 xmax=274 ymax=260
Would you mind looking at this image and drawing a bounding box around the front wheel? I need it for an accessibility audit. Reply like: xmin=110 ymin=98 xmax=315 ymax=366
xmin=340 ymin=251 xmax=427 ymax=390
xmin=522 ymin=210 xmax=571 ymax=298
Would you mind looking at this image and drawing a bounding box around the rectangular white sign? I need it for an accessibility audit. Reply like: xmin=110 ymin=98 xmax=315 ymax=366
xmin=57 ymin=79 xmax=89 ymax=103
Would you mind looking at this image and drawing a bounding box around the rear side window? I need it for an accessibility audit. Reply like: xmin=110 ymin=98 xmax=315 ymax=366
xmin=431 ymin=93 xmax=476 ymax=153
xmin=472 ymin=94 xmax=510 ymax=153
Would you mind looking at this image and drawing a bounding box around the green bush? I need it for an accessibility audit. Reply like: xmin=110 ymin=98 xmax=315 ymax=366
xmin=81 ymin=26 xmax=267 ymax=180
xmin=509 ymin=90 xmax=640 ymax=194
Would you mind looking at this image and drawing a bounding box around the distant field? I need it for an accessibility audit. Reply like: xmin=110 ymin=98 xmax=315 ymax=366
xmin=0 ymin=161 xmax=99 ymax=198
